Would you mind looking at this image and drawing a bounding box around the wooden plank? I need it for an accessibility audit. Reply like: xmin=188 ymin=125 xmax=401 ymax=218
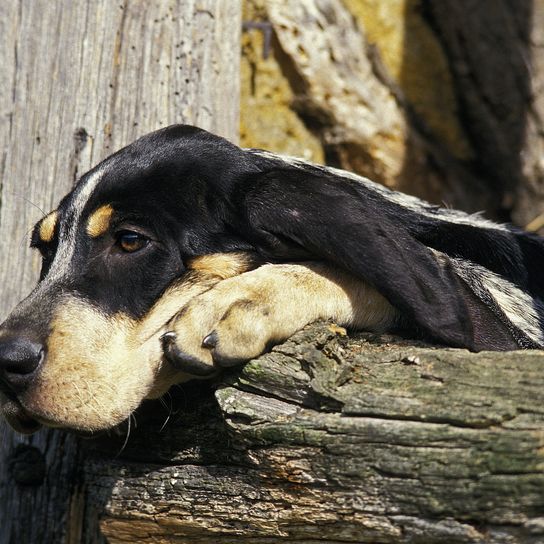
xmin=0 ymin=1 xmax=240 ymax=542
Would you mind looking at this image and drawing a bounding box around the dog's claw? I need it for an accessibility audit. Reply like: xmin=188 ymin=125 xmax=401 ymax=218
xmin=161 ymin=332 xmax=217 ymax=377
xmin=202 ymin=331 xmax=218 ymax=349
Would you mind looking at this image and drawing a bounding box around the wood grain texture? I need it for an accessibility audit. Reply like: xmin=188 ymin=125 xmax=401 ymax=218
xmin=82 ymin=323 xmax=544 ymax=543
xmin=266 ymin=0 xmax=407 ymax=187
xmin=0 ymin=1 xmax=240 ymax=542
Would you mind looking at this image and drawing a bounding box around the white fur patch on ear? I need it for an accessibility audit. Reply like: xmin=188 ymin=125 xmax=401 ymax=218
xmin=86 ymin=204 xmax=114 ymax=238
xmin=39 ymin=211 xmax=58 ymax=243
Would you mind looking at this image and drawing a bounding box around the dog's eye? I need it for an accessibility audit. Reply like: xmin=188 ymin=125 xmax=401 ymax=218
xmin=115 ymin=230 xmax=149 ymax=253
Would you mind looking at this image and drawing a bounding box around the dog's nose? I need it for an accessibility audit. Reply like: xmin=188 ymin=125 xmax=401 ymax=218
xmin=0 ymin=337 xmax=44 ymax=392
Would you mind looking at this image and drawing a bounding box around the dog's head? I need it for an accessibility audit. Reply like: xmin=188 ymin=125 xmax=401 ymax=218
xmin=3 ymin=124 xmax=538 ymax=434
xmin=0 ymin=125 xmax=256 ymax=434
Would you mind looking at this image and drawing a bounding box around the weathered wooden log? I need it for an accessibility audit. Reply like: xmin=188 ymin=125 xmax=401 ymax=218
xmin=0 ymin=1 xmax=240 ymax=542
xmin=80 ymin=323 xmax=544 ymax=543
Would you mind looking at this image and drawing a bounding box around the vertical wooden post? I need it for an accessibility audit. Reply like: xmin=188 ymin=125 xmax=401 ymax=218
xmin=0 ymin=1 xmax=240 ymax=541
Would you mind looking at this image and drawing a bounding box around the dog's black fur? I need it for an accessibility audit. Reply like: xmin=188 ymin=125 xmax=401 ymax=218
xmin=63 ymin=125 xmax=544 ymax=348
xmin=1 ymin=124 xmax=544 ymax=433
xmin=13 ymin=125 xmax=544 ymax=349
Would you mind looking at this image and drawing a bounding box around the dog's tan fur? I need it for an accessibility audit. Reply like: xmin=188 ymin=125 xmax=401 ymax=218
xmin=186 ymin=253 xmax=259 ymax=279
xmin=38 ymin=211 xmax=58 ymax=243
xmin=86 ymin=204 xmax=114 ymax=238
xmin=12 ymin=253 xmax=256 ymax=431
xmin=168 ymin=262 xmax=399 ymax=369
xmin=8 ymin=250 xmax=395 ymax=431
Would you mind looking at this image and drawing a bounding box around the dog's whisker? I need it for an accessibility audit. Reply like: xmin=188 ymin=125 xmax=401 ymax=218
xmin=159 ymin=391 xmax=174 ymax=432
xmin=5 ymin=190 xmax=46 ymax=216
xmin=76 ymin=379 xmax=113 ymax=425
xmin=19 ymin=224 xmax=38 ymax=249
xmin=71 ymin=381 xmax=87 ymax=406
xmin=95 ymin=380 xmax=118 ymax=400
xmin=71 ymin=381 xmax=108 ymax=427
xmin=116 ymin=413 xmax=132 ymax=457
xmin=159 ymin=413 xmax=171 ymax=433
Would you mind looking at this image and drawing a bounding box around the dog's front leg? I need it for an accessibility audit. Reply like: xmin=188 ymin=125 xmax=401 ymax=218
xmin=161 ymin=262 xmax=400 ymax=376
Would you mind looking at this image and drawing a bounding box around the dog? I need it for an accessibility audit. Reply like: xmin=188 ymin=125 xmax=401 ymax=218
xmin=1 ymin=124 xmax=543 ymax=434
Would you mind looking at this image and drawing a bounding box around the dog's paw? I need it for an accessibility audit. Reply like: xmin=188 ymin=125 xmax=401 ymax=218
xmin=161 ymin=270 xmax=279 ymax=376
xmin=160 ymin=261 xmax=397 ymax=378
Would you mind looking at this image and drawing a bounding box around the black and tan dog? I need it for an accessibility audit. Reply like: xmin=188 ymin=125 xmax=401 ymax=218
xmin=1 ymin=125 xmax=543 ymax=434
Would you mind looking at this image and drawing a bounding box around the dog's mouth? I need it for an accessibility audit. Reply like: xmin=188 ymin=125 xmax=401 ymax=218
xmin=0 ymin=394 xmax=43 ymax=435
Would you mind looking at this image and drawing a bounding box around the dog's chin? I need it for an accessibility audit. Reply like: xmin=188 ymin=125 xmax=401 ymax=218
xmin=1 ymin=395 xmax=130 ymax=435
xmin=1 ymin=397 xmax=43 ymax=435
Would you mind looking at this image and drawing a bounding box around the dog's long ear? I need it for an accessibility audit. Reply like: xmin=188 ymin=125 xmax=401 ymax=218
xmin=242 ymin=168 xmax=480 ymax=349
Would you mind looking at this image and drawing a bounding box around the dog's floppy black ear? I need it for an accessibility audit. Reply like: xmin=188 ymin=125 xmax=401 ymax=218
xmin=241 ymin=168 xmax=478 ymax=349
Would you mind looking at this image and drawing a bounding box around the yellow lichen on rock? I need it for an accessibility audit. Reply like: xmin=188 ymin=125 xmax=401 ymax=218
xmin=240 ymin=0 xmax=324 ymax=162
xmin=343 ymin=0 xmax=473 ymax=160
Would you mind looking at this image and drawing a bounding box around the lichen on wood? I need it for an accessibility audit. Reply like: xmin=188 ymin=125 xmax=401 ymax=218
xmin=82 ymin=323 xmax=544 ymax=543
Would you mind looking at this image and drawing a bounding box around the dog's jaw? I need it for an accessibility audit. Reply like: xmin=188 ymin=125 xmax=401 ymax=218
xmin=8 ymin=297 xmax=149 ymax=432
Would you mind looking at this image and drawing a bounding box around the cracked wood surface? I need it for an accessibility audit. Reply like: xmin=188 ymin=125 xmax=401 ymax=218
xmin=0 ymin=1 xmax=240 ymax=542
xmin=81 ymin=323 xmax=544 ymax=543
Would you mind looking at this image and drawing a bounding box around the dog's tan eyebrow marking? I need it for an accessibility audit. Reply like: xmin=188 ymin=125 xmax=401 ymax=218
xmin=86 ymin=204 xmax=114 ymax=238
xmin=38 ymin=211 xmax=58 ymax=243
